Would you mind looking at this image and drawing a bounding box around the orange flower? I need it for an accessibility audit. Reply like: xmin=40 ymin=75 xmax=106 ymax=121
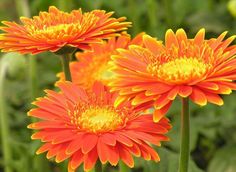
xmin=110 ymin=29 xmax=236 ymax=122
xmin=0 ymin=6 xmax=131 ymax=54
xmin=57 ymin=34 xmax=144 ymax=89
xmin=28 ymin=81 xmax=171 ymax=171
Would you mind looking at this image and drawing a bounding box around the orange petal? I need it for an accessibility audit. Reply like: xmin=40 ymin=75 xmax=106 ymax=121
xmin=82 ymin=134 xmax=98 ymax=154
xmin=214 ymin=84 xmax=232 ymax=94
xmin=132 ymin=93 xmax=155 ymax=106
xmin=189 ymin=88 xmax=207 ymax=106
xmin=101 ymin=133 xmax=116 ymax=146
xmin=128 ymin=143 xmax=141 ymax=157
xmin=167 ymin=86 xmax=179 ymax=100
xmin=210 ymin=31 xmax=228 ymax=50
xmin=204 ymin=92 xmax=224 ymax=106
xmin=55 ymin=147 xmax=71 ymax=163
xmin=66 ymin=134 xmax=84 ymax=155
xmin=130 ymin=32 xmax=145 ymax=45
xmin=27 ymin=109 xmax=57 ymax=120
xmin=118 ymin=144 xmax=134 ymax=168
xmin=153 ymin=101 xmax=172 ymax=122
xmin=107 ymin=145 xmax=119 ymax=166
xmin=154 ymin=93 xmax=171 ymax=109
xmin=198 ymin=82 xmax=219 ymax=90
xmin=127 ymin=131 xmax=162 ymax=145
xmin=139 ymin=145 xmax=151 ymax=160
xmin=145 ymin=83 xmax=172 ymax=96
xmin=219 ymin=82 xmax=236 ymax=90
xmin=115 ymin=133 xmax=133 ymax=147
xmin=141 ymin=144 xmax=160 ymax=162
xmin=46 ymin=144 xmax=61 ymax=159
xmin=165 ymin=29 xmax=178 ymax=48
xmin=143 ymin=34 xmax=164 ymax=55
xmin=84 ymin=148 xmax=98 ymax=171
xmin=178 ymin=86 xmax=192 ymax=97
xmin=36 ymin=143 xmax=53 ymax=155
xmin=219 ymin=35 xmax=236 ymax=50
xmin=97 ymin=138 xmax=109 ymax=164
xmin=57 ymin=82 xmax=80 ymax=103
xmin=193 ymin=28 xmax=205 ymax=45
xmin=114 ymin=96 xmax=128 ymax=108
xmin=176 ymin=29 xmax=187 ymax=43
xmin=69 ymin=150 xmax=84 ymax=170
xmin=52 ymin=133 xmax=77 ymax=144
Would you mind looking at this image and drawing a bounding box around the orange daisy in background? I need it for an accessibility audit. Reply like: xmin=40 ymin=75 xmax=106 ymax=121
xmin=0 ymin=6 xmax=131 ymax=54
xmin=110 ymin=28 xmax=236 ymax=122
xmin=57 ymin=33 xmax=144 ymax=89
xmin=28 ymin=81 xmax=171 ymax=172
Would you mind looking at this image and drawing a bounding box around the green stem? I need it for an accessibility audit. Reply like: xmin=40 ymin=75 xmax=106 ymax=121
xmin=28 ymin=56 xmax=38 ymax=105
xmin=119 ymin=161 xmax=131 ymax=172
xmin=60 ymin=54 xmax=72 ymax=81
xmin=0 ymin=61 xmax=13 ymax=172
xmin=178 ymin=98 xmax=190 ymax=172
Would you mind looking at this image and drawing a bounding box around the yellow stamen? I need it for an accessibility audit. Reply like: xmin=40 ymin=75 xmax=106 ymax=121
xmin=69 ymin=104 xmax=125 ymax=133
xmin=80 ymin=107 xmax=122 ymax=132
xmin=78 ymin=54 xmax=115 ymax=88
xmin=25 ymin=12 xmax=98 ymax=40
xmin=148 ymin=57 xmax=211 ymax=84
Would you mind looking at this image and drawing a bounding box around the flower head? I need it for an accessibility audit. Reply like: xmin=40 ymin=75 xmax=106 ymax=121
xmin=57 ymin=33 xmax=144 ymax=89
xmin=0 ymin=6 xmax=131 ymax=54
xmin=28 ymin=81 xmax=171 ymax=171
xmin=110 ymin=29 xmax=236 ymax=122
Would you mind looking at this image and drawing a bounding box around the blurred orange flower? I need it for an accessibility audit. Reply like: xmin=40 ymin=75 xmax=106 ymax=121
xmin=28 ymin=82 xmax=171 ymax=172
xmin=0 ymin=6 xmax=131 ymax=54
xmin=110 ymin=29 xmax=236 ymax=122
xmin=57 ymin=34 xmax=144 ymax=89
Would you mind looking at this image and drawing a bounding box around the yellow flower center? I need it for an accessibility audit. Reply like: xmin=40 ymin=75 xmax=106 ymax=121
xmin=78 ymin=54 xmax=115 ymax=88
xmin=25 ymin=12 xmax=98 ymax=41
xmin=80 ymin=107 xmax=123 ymax=133
xmin=94 ymin=63 xmax=114 ymax=82
xmin=69 ymin=105 xmax=124 ymax=133
xmin=27 ymin=23 xmax=81 ymax=40
xmin=148 ymin=57 xmax=211 ymax=84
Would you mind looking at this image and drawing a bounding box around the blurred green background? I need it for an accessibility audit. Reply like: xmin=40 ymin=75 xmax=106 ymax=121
xmin=0 ymin=0 xmax=236 ymax=172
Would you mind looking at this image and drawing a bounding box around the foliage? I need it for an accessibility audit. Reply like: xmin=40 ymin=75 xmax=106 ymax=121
xmin=0 ymin=0 xmax=236 ymax=172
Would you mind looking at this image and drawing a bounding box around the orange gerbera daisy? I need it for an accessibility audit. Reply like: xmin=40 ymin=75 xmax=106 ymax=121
xmin=28 ymin=81 xmax=171 ymax=172
xmin=0 ymin=6 xmax=131 ymax=54
xmin=57 ymin=34 xmax=144 ymax=89
xmin=110 ymin=29 xmax=236 ymax=122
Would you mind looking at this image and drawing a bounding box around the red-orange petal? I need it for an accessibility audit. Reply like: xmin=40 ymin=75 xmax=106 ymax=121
xmin=178 ymin=85 xmax=192 ymax=97
xmin=153 ymin=101 xmax=172 ymax=122
xmin=190 ymin=88 xmax=207 ymax=106
xmin=118 ymin=144 xmax=134 ymax=168
xmin=82 ymin=134 xmax=98 ymax=154
xmin=193 ymin=28 xmax=205 ymax=45
xmin=165 ymin=29 xmax=178 ymax=48
xmin=84 ymin=148 xmax=98 ymax=171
